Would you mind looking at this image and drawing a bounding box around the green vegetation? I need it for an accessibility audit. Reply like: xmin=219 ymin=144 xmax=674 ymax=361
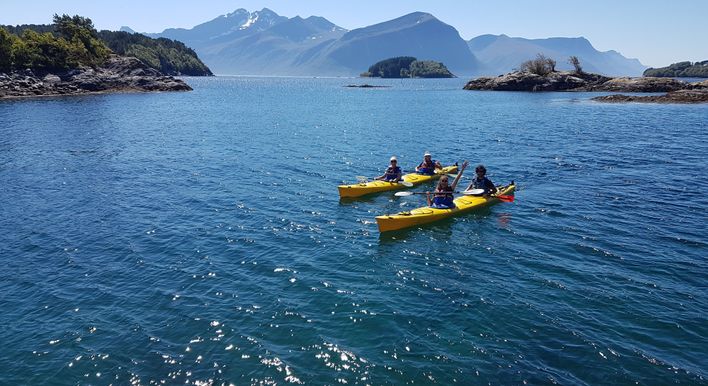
xmin=0 ymin=14 xmax=110 ymax=73
xmin=98 ymin=31 xmax=212 ymax=76
xmin=643 ymin=61 xmax=708 ymax=78
xmin=408 ymin=60 xmax=454 ymax=78
xmin=519 ymin=54 xmax=557 ymax=76
xmin=1 ymin=14 xmax=212 ymax=76
xmin=363 ymin=56 xmax=454 ymax=78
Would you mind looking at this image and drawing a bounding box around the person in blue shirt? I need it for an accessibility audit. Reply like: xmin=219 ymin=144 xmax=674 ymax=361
xmin=427 ymin=160 xmax=469 ymax=208
xmin=466 ymin=164 xmax=497 ymax=196
xmin=415 ymin=152 xmax=442 ymax=175
xmin=376 ymin=156 xmax=402 ymax=182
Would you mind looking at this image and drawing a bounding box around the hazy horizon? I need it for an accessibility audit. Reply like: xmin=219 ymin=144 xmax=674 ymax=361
xmin=2 ymin=0 xmax=707 ymax=68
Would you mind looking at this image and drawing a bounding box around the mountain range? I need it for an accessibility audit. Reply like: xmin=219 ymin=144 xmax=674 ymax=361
xmin=468 ymin=34 xmax=646 ymax=76
xmin=129 ymin=8 xmax=646 ymax=77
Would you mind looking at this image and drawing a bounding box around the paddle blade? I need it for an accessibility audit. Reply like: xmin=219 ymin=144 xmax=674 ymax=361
xmin=496 ymin=194 xmax=515 ymax=202
xmin=394 ymin=191 xmax=415 ymax=197
xmin=400 ymin=181 xmax=414 ymax=187
xmin=463 ymin=189 xmax=485 ymax=195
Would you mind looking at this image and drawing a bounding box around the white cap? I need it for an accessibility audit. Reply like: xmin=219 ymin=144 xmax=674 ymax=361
xmin=424 ymin=151 xmax=432 ymax=157
xmin=390 ymin=156 xmax=397 ymax=161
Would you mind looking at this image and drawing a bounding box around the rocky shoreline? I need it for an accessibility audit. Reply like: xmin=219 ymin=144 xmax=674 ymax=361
xmin=591 ymin=89 xmax=708 ymax=104
xmin=463 ymin=70 xmax=708 ymax=103
xmin=0 ymin=55 xmax=192 ymax=99
xmin=344 ymin=84 xmax=391 ymax=88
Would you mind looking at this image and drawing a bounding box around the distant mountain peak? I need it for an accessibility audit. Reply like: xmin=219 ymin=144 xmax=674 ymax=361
xmin=224 ymin=9 xmax=248 ymax=18
xmin=389 ymin=11 xmax=438 ymax=25
xmin=401 ymin=11 xmax=435 ymax=19
xmin=119 ymin=26 xmax=136 ymax=33
xmin=257 ymin=8 xmax=279 ymax=15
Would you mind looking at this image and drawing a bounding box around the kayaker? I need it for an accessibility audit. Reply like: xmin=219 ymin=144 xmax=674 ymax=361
xmin=375 ymin=156 xmax=402 ymax=182
xmin=427 ymin=160 xmax=468 ymax=208
xmin=466 ymin=164 xmax=497 ymax=196
xmin=416 ymin=152 xmax=442 ymax=175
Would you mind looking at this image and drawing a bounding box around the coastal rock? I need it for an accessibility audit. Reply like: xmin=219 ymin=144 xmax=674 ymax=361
xmin=693 ymin=80 xmax=708 ymax=89
xmin=463 ymin=70 xmax=695 ymax=93
xmin=587 ymin=76 xmax=689 ymax=92
xmin=344 ymin=84 xmax=391 ymax=88
xmin=0 ymin=55 xmax=192 ymax=99
xmin=463 ymin=71 xmax=611 ymax=91
xmin=592 ymin=89 xmax=708 ymax=104
xmin=42 ymin=74 xmax=61 ymax=84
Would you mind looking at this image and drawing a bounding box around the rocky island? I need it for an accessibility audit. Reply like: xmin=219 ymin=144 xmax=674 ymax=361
xmin=0 ymin=15 xmax=203 ymax=99
xmin=362 ymin=56 xmax=455 ymax=78
xmin=463 ymin=54 xmax=708 ymax=103
xmin=1 ymin=55 xmax=192 ymax=99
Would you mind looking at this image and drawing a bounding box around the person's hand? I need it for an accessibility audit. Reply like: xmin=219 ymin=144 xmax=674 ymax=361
xmin=460 ymin=160 xmax=469 ymax=170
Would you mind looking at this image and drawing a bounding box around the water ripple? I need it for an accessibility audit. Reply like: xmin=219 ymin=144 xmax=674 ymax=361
xmin=1 ymin=77 xmax=706 ymax=384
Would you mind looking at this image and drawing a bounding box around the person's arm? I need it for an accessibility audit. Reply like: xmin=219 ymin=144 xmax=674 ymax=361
xmin=488 ymin=179 xmax=497 ymax=195
xmin=375 ymin=169 xmax=387 ymax=180
xmin=435 ymin=160 xmax=443 ymax=169
xmin=426 ymin=191 xmax=432 ymax=206
xmin=450 ymin=161 xmax=469 ymax=191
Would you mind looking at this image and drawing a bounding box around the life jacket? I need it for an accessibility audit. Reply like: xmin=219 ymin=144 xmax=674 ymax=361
xmin=431 ymin=185 xmax=455 ymax=208
xmin=417 ymin=159 xmax=437 ymax=175
xmin=383 ymin=166 xmax=401 ymax=181
xmin=470 ymin=176 xmax=494 ymax=194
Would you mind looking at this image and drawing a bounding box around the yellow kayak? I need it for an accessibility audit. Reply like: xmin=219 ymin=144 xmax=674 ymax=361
xmin=375 ymin=183 xmax=516 ymax=232
xmin=338 ymin=165 xmax=459 ymax=198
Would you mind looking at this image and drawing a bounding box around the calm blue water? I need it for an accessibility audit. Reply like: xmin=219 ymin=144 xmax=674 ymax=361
xmin=1 ymin=77 xmax=706 ymax=385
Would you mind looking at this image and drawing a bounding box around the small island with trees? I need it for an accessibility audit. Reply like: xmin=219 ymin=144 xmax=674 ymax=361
xmin=643 ymin=61 xmax=708 ymax=78
xmin=1 ymin=14 xmax=213 ymax=99
xmin=361 ymin=56 xmax=455 ymax=78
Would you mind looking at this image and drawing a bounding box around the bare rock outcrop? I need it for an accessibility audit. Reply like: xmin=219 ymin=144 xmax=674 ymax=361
xmin=592 ymin=89 xmax=708 ymax=104
xmin=464 ymin=71 xmax=699 ymax=93
xmin=0 ymin=55 xmax=192 ymax=99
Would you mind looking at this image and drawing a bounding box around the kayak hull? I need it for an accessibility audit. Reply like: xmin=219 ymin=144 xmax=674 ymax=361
xmin=375 ymin=183 xmax=515 ymax=232
xmin=338 ymin=165 xmax=458 ymax=198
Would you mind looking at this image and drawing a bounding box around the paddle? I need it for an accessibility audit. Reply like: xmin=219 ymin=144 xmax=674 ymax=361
xmin=355 ymin=176 xmax=413 ymax=187
xmin=395 ymin=190 xmax=514 ymax=202
xmin=395 ymin=191 xmax=460 ymax=197
xmin=463 ymin=188 xmax=485 ymax=195
xmin=463 ymin=189 xmax=514 ymax=202
xmin=493 ymin=194 xmax=515 ymax=202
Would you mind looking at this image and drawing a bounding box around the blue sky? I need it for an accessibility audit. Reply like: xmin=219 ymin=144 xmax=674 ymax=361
xmin=1 ymin=0 xmax=706 ymax=68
